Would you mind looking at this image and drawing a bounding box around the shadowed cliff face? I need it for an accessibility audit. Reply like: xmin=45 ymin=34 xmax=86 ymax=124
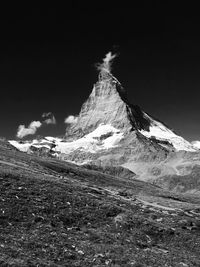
xmin=67 ymin=71 xmax=151 ymax=137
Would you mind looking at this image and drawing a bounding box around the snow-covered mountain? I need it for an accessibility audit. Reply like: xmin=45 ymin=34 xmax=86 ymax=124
xmin=9 ymin=53 xmax=198 ymax=173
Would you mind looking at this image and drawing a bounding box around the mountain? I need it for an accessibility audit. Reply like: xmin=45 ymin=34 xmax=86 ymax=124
xmin=10 ymin=69 xmax=195 ymax=151
xmin=9 ymin=54 xmax=200 ymax=190
xmin=65 ymin=70 xmax=195 ymax=151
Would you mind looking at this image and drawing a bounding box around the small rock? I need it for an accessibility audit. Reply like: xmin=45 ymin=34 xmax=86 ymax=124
xmin=77 ymin=250 xmax=84 ymax=255
xmin=94 ymin=253 xmax=104 ymax=258
xmin=105 ymin=259 xmax=111 ymax=265
xmin=179 ymin=263 xmax=188 ymax=267
xmin=34 ymin=216 xmax=44 ymax=223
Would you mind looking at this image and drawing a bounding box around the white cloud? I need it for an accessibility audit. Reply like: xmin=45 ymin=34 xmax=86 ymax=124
xmin=42 ymin=112 xmax=56 ymax=125
xmin=64 ymin=115 xmax=78 ymax=124
xmin=17 ymin=121 xmax=42 ymax=139
xmin=96 ymin=51 xmax=117 ymax=73
xmin=16 ymin=112 xmax=56 ymax=139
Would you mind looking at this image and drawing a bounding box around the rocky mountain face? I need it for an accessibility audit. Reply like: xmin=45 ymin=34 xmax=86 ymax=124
xmin=61 ymin=68 xmax=195 ymax=162
xmin=66 ymin=71 xmax=151 ymax=138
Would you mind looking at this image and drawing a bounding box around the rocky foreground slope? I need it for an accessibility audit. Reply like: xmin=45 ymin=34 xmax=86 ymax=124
xmin=1 ymin=139 xmax=200 ymax=266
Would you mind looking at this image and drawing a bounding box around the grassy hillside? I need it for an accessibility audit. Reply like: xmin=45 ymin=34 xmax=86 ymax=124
xmin=1 ymin=141 xmax=200 ymax=266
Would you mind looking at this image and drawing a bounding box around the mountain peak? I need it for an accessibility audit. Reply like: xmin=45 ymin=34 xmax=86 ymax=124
xmin=67 ymin=69 xmax=143 ymax=137
xmin=66 ymin=52 xmax=152 ymax=137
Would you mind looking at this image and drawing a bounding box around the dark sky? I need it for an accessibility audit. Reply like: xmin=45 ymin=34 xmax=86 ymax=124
xmin=0 ymin=4 xmax=200 ymax=141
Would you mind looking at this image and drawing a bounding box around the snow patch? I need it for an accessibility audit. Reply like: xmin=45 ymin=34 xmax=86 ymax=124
xmin=140 ymin=115 xmax=196 ymax=152
xmin=55 ymin=124 xmax=123 ymax=154
xmin=31 ymin=144 xmax=51 ymax=149
xmin=9 ymin=140 xmax=32 ymax=152
xmin=191 ymin=141 xmax=200 ymax=150
xmin=9 ymin=124 xmax=124 ymax=155
xmin=45 ymin=136 xmax=62 ymax=142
